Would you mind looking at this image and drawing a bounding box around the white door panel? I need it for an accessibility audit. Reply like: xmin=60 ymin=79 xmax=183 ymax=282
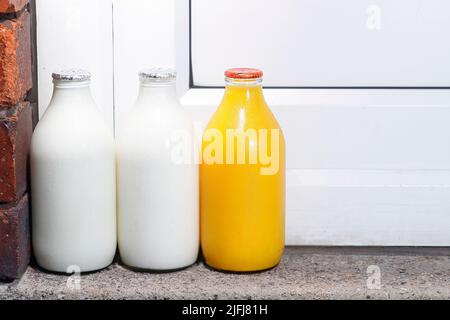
xmin=277 ymin=104 xmax=450 ymax=170
xmin=36 ymin=0 xmax=114 ymax=127
xmin=286 ymin=180 xmax=450 ymax=246
xmin=113 ymin=0 xmax=176 ymax=129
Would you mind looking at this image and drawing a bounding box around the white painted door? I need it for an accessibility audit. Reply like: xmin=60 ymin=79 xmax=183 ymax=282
xmin=37 ymin=0 xmax=450 ymax=246
xmin=36 ymin=0 xmax=114 ymax=127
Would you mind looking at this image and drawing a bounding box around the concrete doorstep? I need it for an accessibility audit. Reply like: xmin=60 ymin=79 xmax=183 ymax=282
xmin=1 ymin=247 xmax=450 ymax=300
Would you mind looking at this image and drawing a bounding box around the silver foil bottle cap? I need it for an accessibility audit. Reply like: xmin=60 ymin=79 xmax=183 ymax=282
xmin=52 ymin=69 xmax=91 ymax=82
xmin=139 ymin=68 xmax=177 ymax=83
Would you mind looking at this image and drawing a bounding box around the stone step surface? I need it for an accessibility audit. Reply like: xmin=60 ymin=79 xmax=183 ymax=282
xmin=1 ymin=247 xmax=449 ymax=300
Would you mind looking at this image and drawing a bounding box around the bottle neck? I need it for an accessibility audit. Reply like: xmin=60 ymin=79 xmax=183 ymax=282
xmin=223 ymin=79 xmax=265 ymax=107
xmin=136 ymin=81 xmax=179 ymax=107
xmin=50 ymin=80 xmax=94 ymax=107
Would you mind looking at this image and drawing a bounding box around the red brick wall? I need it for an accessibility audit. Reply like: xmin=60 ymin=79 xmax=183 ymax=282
xmin=0 ymin=0 xmax=35 ymax=281
xmin=0 ymin=0 xmax=27 ymax=14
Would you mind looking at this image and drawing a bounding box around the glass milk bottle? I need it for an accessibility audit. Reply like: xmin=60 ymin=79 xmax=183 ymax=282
xmin=201 ymin=68 xmax=286 ymax=272
xmin=117 ymin=69 xmax=199 ymax=271
xmin=31 ymin=70 xmax=116 ymax=273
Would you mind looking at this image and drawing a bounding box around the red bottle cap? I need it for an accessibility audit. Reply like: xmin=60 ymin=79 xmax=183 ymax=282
xmin=225 ymin=68 xmax=263 ymax=80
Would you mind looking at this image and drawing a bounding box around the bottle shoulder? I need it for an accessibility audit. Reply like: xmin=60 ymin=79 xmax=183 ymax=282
xmin=32 ymin=104 xmax=114 ymax=153
xmin=118 ymin=104 xmax=193 ymax=133
xmin=205 ymin=101 xmax=283 ymax=132
xmin=116 ymin=104 xmax=195 ymax=153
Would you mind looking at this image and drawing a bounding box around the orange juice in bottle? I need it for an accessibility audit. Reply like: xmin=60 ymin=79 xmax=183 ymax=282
xmin=201 ymin=68 xmax=286 ymax=272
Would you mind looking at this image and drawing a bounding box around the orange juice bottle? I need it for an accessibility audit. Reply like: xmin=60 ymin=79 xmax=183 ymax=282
xmin=201 ymin=68 xmax=286 ymax=272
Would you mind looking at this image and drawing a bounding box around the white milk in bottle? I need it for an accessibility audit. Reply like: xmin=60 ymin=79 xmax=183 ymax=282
xmin=31 ymin=70 xmax=117 ymax=273
xmin=117 ymin=68 xmax=199 ymax=270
